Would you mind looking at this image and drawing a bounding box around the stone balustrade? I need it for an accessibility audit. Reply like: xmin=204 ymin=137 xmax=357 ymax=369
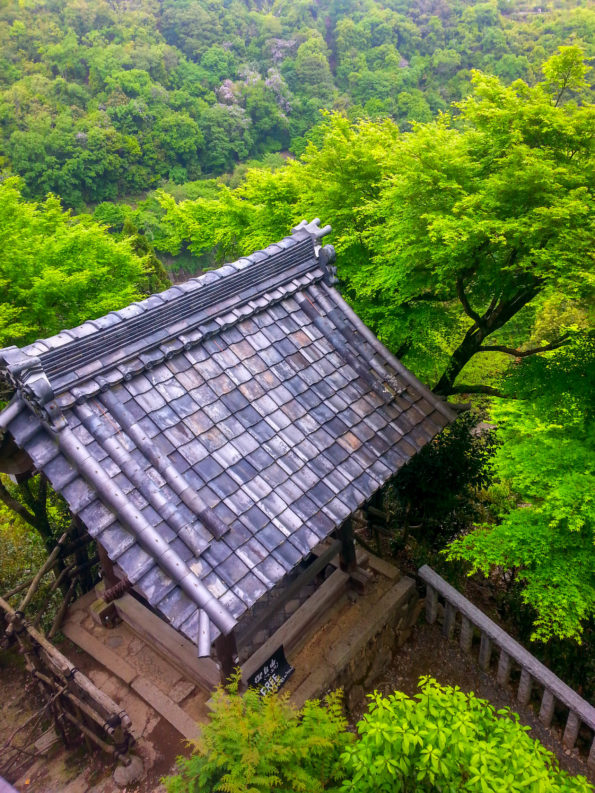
xmin=419 ymin=565 xmax=595 ymax=774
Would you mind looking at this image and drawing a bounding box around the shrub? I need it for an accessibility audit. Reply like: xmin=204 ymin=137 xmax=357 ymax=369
xmin=163 ymin=674 xmax=352 ymax=793
xmin=386 ymin=411 xmax=498 ymax=551
xmin=340 ymin=677 xmax=593 ymax=793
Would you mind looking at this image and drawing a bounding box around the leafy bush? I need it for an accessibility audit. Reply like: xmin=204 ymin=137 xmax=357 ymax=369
xmin=448 ymin=335 xmax=595 ymax=641
xmin=340 ymin=677 xmax=593 ymax=793
xmin=163 ymin=674 xmax=352 ymax=793
xmin=386 ymin=411 xmax=498 ymax=550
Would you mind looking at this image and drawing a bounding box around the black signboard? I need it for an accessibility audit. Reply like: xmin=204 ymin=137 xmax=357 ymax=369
xmin=247 ymin=645 xmax=294 ymax=696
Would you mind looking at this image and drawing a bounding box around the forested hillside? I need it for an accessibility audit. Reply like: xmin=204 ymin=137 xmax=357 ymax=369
xmin=0 ymin=0 xmax=593 ymax=207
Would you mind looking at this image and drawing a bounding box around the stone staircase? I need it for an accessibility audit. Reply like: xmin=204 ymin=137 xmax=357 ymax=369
xmin=61 ymin=589 xmax=209 ymax=742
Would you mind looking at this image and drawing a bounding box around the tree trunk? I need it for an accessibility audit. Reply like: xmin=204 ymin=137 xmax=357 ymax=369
xmin=433 ymin=326 xmax=485 ymax=396
xmin=433 ymin=280 xmax=541 ymax=397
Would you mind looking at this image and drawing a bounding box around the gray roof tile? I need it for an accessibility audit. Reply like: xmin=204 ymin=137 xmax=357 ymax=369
xmin=272 ymin=541 xmax=302 ymax=570
xmin=97 ymin=523 xmax=135 ymax=559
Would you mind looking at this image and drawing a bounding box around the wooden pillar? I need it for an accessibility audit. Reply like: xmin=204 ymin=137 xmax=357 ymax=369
xmin=339 ymin=518 xmax=357 ymax=573
xmin=72 ymin=518 xmax=94 ymax=593
xmin=96 ymin=541 xmax=119 ymax=588
xmin=214 ymin=630 xmax=239 ymax=685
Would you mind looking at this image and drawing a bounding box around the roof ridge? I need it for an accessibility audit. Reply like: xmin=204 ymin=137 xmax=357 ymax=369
xmin=0 ymin=223 xmax=336 ymax=419
xmin=40 ymin=236 xmax=315 ymax=381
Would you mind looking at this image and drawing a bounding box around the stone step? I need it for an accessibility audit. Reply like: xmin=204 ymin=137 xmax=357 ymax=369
xmin=62 ymin=616 xmax=200 ymax=740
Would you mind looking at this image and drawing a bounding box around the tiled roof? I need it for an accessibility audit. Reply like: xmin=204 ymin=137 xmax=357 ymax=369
xmin=0 ymin=220 xmax=455 ymax=650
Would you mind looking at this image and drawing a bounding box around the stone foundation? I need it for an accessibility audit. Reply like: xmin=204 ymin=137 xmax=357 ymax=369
xmin=287 ymin=562 xmax=419 ymax=715
xmin=335 ymin=576 xmax=419 ymax=714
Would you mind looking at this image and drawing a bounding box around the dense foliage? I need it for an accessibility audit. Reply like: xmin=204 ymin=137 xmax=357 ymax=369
xmin=0 ymin=0 xmax=592 ymax=207
xmin=0 ymin=472 xmax=75 ymax=630
xmin=0 ymin=178 xmax=167 ymax=347
xmin=386 ymin=411 xmax=498 ymax=551
xmin=0 ymin=495 xmax=59 ymax=626
xmin=448 ymin=335 xmax=595 ymax=641
xmin=163 ymin=675 xmax=351 ymax=793
xmin=162 ymin=677 xmax=593 ymax=792
xmin=341 ymin=677 xmax=593 ymax=792
xmin=155 ymin=50 xmax=593 ymax=397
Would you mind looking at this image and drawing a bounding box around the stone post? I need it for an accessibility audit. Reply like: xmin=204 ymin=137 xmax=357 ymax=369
xmin=459 ymin=616 xmax=473 ymax=652
xmin=478 ymin=633 xmax=491 ymax=671
xmin=539 ymin=689 xmax=555 ymax=727
xmin=425 ymin=585 xmax=438 ymax=624
xmin=496 ymin=650 xmax=511 ymax=686
xmin=563 ymin=711 xmax=580 ymax=750
xmin=518 ymin=668 xmax=532 ymax=707
xmin=587 ymin=736 xmax=595 ymax=774
xmin=442 ymin=603 xmax=456 ymax=639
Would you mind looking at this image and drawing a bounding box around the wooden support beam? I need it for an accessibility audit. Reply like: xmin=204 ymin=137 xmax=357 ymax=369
xmin=339 ymin=518 xmax=357 ymax=573
xmin=96 ymin=541 xmax=119 ymax=588
xmin=108 ymin=587 xmax=219 ymax=692
xmin=366 ymin=505 xmax=387 ymax=521
xmin=214 ymin=630 xmax=239 ymax=685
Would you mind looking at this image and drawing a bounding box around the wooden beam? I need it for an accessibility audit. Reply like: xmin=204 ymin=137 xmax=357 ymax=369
xmin=339 ymin=518 xmax=357 ymax=572
xmin=108 ymin=587 xmax=220 ymax=692
xmin=96 ymin=541 xmax=119 ymax=588
xmin=214 ymin=630 xmax=239 ymax=685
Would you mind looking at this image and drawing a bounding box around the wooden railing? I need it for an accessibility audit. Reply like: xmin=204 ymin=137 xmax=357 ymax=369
xmin=0 ymin=523 xmax=136 ymax=776
xmin=1 ymin=595 xmax=135 ymax=777
xmin=419 ymin=565 xmax=595 ymax=774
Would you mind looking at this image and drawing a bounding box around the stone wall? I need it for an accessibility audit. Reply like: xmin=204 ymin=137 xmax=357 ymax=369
xmin=336 ymin=576 xmax=419 ymax=715
xmin=289 ymin=572 xmax=420 ymax=715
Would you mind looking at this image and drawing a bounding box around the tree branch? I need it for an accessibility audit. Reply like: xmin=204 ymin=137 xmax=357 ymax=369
xmin=477 ymin=335 xmax=570 ymax=357
xmin=0 ymin=477 xmax=38 ymax=530
xmin=405 ymin=292 xmax=443 ymax=303
xmin=456 ymin=277 xmax=482 ymax=328
xmin=484 ymin=292 xmax=500 ymax=318
xmin=439 ymin=384 xmax=509 ymax=398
